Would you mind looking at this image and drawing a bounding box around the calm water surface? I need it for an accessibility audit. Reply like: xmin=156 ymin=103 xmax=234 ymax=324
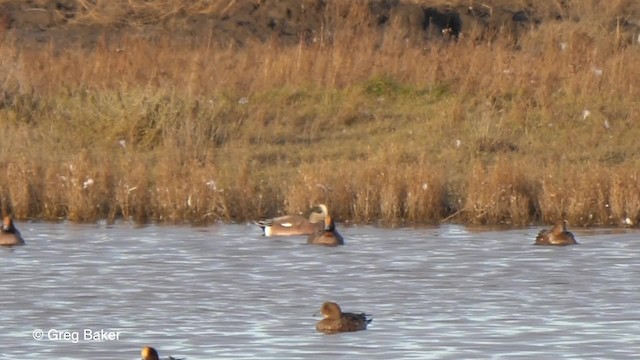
xmin=2 ymin=221 xmax=639 ymax=359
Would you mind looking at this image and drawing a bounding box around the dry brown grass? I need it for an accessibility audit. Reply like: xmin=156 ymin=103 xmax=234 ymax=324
xmin=1 ymin=1 xmax=640 ymax=226
xmin=463 ymin=157 xmax=539 ymax=226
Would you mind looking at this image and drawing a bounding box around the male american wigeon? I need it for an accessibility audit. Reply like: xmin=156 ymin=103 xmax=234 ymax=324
xmin=0 ymin=216 xmax=25 ymax=246
xmin=534 ymin=220 xmax=578 ymax=246
xmin=141 ymin=346 xmax=183 ymax=360
xmin=315 ymin=301 xmax=372 ymax=334
xmin=307 ymin=211 xmax=344 ymax=246
xmin=255 ymin=204 xmax=328 ymax=236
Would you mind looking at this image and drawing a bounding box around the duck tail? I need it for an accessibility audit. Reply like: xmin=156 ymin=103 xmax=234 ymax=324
xmin=362 ymin=313 xmax=373 ymax=324
xmin=254 ymin=219 xmax=272 ymax=234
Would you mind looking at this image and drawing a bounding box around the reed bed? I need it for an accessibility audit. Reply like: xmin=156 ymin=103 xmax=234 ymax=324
xmin=1 ymin=0 xmax=640 ymax=226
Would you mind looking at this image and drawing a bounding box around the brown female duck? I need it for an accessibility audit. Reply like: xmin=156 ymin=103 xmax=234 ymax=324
xmin=535 ymin=220 xmax=577 ymax=246
xmin=140 ymin=346 xmax=183 ymax=360
xmin=307 ymin=211 xmax=344 ymax=246
xmin=315 ymin=301 xmax=372 ymax=334
xmin=0 ymin=216 xmax=25 ymax=246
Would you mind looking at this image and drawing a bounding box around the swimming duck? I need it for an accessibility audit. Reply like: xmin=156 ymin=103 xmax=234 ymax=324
xmin=315 ymin=301 xmax=372 ymax=334
xmin=307 ymin=211 xmax=344 ymax=246
xmin=0 ymin=216 xmax=25 ymax=246
xmin=140 ymin=346 xmax=183 ymax=360
xmin=255 ymin=204 xmax=327 ymax=236
xmin=534 ymin=220 xmax=577 ymax=246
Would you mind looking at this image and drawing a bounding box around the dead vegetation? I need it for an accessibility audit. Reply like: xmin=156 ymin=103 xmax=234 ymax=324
xmin=1 ymin=0 xmax=640 ymax=226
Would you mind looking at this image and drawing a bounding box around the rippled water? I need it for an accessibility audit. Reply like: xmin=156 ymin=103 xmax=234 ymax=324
xmin=2 ymin=221 xmax=639 ymax=359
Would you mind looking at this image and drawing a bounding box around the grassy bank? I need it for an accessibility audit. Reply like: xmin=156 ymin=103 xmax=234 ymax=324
xmin=1 ymin=1 xmax=640 ymax=226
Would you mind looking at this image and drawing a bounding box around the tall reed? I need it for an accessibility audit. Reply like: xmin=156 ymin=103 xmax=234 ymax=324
xmin=1 ymin=0 xmax=639 ymax=226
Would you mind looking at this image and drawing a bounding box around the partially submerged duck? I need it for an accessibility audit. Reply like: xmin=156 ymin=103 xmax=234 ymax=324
xmin=307 ymin=210 xmax=344 ymax=246
xmin=535 ymin=220 xmax=577 ymax=246
xmin=0 ymin=216 xmax=25 ymax=246
xmin=141 ymin=346 xmax=183 ymax=360
xmin=315 ymin=301 xmax=372 ymax=334
xmin=255 ymin=204 xmax=327 ymax=236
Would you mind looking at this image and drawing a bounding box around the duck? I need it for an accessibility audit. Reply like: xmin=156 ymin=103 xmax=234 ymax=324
xmin=534 ymin=220 xmax=578 ymax=246
xmin=0 ymin=216 xmax=25 ymax=246
xmin=140 ymin=346 xmax=183 ymax=360
xmin=307 ymin=210 xmax=344 ymax=246
xmin=255 ymin=204 xmax=327 ymax=236
xmin=315 ymin=301 xmax=372 ymax=334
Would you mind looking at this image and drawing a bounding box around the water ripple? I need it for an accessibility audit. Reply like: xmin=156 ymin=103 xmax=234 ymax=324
xmin=1 ymin=224 xmax=639 ymax=359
